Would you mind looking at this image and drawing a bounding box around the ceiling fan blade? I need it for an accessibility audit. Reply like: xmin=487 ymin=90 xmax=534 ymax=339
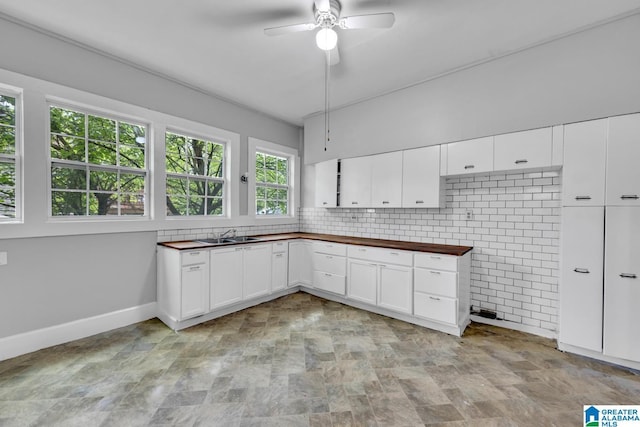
xmin=314 ymin=0 xmax=331 ymax=12
xmin=340 ymin=12 xmax=395 ymax=29
xmin=264 ymin=22 xmax=317 ymax=36
xmin=328 ymin=46 xmax=340 ymax=66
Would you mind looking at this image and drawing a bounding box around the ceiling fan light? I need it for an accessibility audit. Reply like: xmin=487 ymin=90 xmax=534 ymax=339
xmin=316 ymin=27 xmax=338 ymax=50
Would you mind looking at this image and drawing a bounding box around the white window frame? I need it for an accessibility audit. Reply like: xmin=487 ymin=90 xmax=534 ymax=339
xmin=47 ymin=100 xmax=150 ymax=220
xmin=164 ymin=127 xmax=228 ymax=218
xmin=248 ymin=137 xmax=299 ymax=220
xmin=0 ymin=85 xmax=22 ymax=223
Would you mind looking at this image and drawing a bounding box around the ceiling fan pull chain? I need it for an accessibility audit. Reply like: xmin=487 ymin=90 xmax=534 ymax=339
xmin=324 ymin=49 xmax=331 ymax=151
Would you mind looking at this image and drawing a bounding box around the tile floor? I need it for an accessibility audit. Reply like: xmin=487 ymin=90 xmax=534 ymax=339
xmin=0 ymin=293 xmax=638 ymax=426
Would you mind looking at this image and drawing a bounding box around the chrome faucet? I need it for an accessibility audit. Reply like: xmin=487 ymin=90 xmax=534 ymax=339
xmin=219 ymin=228 xmax=237 ymax=239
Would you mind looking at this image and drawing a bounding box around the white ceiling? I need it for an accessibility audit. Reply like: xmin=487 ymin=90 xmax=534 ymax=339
xmin=1 ymin=0 xmax=640 ymax=125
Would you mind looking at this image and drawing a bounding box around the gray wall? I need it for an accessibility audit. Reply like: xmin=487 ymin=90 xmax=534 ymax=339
xmin=0 ymin=232 xmax=157 ymax=338
xmin=304 ymin=13 xmax=640 ymax=165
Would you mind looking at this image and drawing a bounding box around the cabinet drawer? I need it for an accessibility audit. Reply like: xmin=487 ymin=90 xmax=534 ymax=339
xmin=347 ymin=246 xmax=413 ymax=266
xmin=181 ymin=250 xmax=208 ymax=266
xmin=272 ymin=241 xmax=289 ymax=254
xmin=313 ymin=252 xmax=346 ymax=276
xmin=414 ymin=252 xmax=458 ymax=271
xmin=312 ymin=241 xmax=347 ymax=256
xmin=414 ymin=292 xmax=457 ymax=325
xmin=313 ymin=271 xmax=345 ymax=295
xmin=494 ymin=127 xmax=552 ymax=171
xmin=414 ymin=268 xmax=457 ymax=298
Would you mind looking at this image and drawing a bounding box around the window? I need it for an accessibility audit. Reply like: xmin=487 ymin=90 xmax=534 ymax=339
xmin=165 ymin=131 xmax=225 ymax=216
xmin=255 ymin=151 xmax=289 ymax=215
xmin=49 ymin=105 xmax=148 ymax=217
xmin=0 ymin=93 xmax=18 ymax=220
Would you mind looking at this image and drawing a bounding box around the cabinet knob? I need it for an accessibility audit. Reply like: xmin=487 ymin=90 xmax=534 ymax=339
xmin=430 ymin=271 xmax=441 ymax=275
xmin=575 ymin=196 xmax=591 ymax=200
xmin=429 ymin=296 xmax=441 ymax=301
xmin=464 ymin=165 xmax=475 ymax=170
xmin=620 ymin=273 xmax=637 ymax=279
xmin=190 ymin=252 xmax=200 ymax=256
xmin=573 ymin=268 xmax=590 ymax=274
xmin=431 ymin=256 xmax=441 ymax=260
xmin=415 ymin=200 xmax=424 ymax=204
xmin=382 ymin=201 xmax=389 ymax=204
xmin=621 ymin=195 xmax=639 ymax=200
xmin=515 ymin=159 xmax=528 ymax=165
xmin=189 ymin=266 xmax=200 ymax=271
xmin=390 ymin=252 xmax=399 ymax=256
xmin=352 ymin=201 xmax=358 ymax=205
xmin=325 ymin=273 xmax=332 ymax=277
xmin=323 ymin=202 xmax=328 ymax=205
xmin=326 ymin=255 xmax=333 ymax=259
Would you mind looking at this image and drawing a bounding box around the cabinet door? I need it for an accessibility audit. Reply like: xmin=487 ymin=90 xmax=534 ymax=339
xmin=315 ymin=159 xmax=338 ymax=207
xmin=288 ymin=241 xmax=313 ymax=287
xmin=210 ymin=248 xmax=243 ymax=309
xmin=559 ymin=207 xmax=604 ymax=352
xmin=378 ymin=264 xmax=412 ymax=314
xmin=181 ymin=264 xmax=209 ymax=320
xmin=370 ymin=151 xmax=403 ymax=207
xmin=271 ymin=252 xmax=288 ymax=292
xmin=607 ymin=113 xmax=640 ymax=206
xmin=562 ymin=120 xmax=607 ymax=206
xmin=347 ymin=260 xmax=377 ymax=305
xmin=446 ymin=136 xmax=494 ymax=175
xmin=604 ymin=207 xmax=640 ymax=362
xmin=402 ymin=145 xmax=442 ymax=208
xmin=243 ymin=244 xmax=272 ymax=299
xmin=340 ymin=156 xmax=372 ymax=207
xmin=494 ymin=127 xmax=552 ymax=171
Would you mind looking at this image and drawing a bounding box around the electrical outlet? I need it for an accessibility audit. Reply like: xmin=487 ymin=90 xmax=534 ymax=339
xmin=465 ymin=209 xmax=473 ymax=220
xmin=0 ymin=251 xmax=7 ymax=266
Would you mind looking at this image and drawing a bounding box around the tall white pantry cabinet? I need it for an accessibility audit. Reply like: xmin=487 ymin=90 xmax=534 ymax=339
xmin=560 ymin=113 xmax=640 ymax=367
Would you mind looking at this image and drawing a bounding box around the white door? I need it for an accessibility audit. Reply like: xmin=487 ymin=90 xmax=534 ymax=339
xmin=378 ymin=264 xmax=413 ymax=314
xmin=347 ymin=259 xmax=377 ymax=305
xmin=604 ymin=207 xmax=640 ymax=362
xmin=402 ymin=145 xmax=442 ymax=208
xmin=559 ymin=207 xmax=604 ymax=352
xmin=562 ymin=119 xmax=607 ymax=206
xmin=370 ymin=151 xmax=403 ymax=207
xmin=271 ymin=252 xmax=288 ymax=292
xmin=209 ymin=247 xmax=243 ymax=309
xmin=446 ymin=136 xmax=494 ymax=175
xmin=243 ymin=244 xmax=272 ymax=299
xmin=494 ymin=127 xmax=552 ymax=171
xmin=181 ymin=264 xmax=208 ymax=320
xmin=606 ymin=113 xmax=640 ymax=206
xmin=315 ymin=159 xmax=338 ymax=207
xmin=340 ymin=156 xmax=372 ymax=207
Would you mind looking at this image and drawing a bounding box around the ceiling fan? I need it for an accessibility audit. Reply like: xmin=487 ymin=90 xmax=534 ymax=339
xmin=264 ymin=0 xmax=395 ymax=66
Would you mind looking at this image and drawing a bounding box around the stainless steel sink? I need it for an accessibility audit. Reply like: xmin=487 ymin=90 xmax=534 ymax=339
xmin=196 ymin=238 xmax=236 ymax=245
xmin=226 ymin=236 xmax=261 ymax=242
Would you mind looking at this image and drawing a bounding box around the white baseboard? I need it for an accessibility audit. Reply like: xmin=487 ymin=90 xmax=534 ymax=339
xmin=0 ymin=302 xmax=157 ymax=362
xmin=470 ymin=314 xmax=558 ymax=339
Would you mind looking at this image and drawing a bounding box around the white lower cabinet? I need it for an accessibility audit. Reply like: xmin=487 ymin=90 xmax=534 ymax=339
xmin=603 ymin=207 xmax=640 ymax=362
xmin=347 ymin=260 xmax=377 ymax=304
xmin=288 ymin=240 xmax=313 ymax=287
xmin=271 ymin=242 xmax=289 ymax=292
xmin=378 ymin=264 xmax=413 ymax=314
xmin=243 ymin=244 xmax=272 ymax=299
xmin=559 ymin=207 xmax=604 ymax=352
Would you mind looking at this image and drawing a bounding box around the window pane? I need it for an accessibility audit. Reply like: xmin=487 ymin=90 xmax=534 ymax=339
xmin=166 ymin=177 xmax=188 ymax=195
xmin=166 ymin=133 xmax=185 ymax=157
xmin=277 ymin=158 xmax=287 ymax=174
xmin=256 ymin=186 xmax=266 ymax=199
xmin=278 ymin=201 xmax=287 ymax=215
xmin=255 ymin=152 xmax=265 ymax=169
xmin=189 ymin=196 xmax=205 ymax=215
xmin=188 ymin=157 xmax=206 ymax=175
xmin=89 ymin=170 xmax=118 ymax=191
xmin=88 ymin=115 xmax=116 ymax=142
xmin=207 ymin=181 xmax=223 ymax=198
xmin=0 ymin=95 xmax=15 ymax=126
xmin=267 ymin=187 xmax=278 ymax=200
xmin=0 ymin=187 xmax=15 ymax=218
xmin=120 ymin=194 xmax=145 ymax=216
xmin=256 ymin=199 xmax=265 ymax=215
xmin=265 ymin=169 xmax=277 ymax=184
xmin=120 ymin=173 xmax=145 ymax=194
xmin=266 ymin=200 xmax=277 ymax=214
xmin=189 ymin=178 xmax=206 ymax=197
xmin=256 ymin=168 xmax=265 ymax=183
xmin=51 ymin=135 xmax=85 ymax=161
xmin=51 ymin=166 xmax=85 ymax=190
xmin=186 ymin=138 xmax=206 ymax=158
xmin=52 ymin=191 xmax=86 ymax=216
xmin=119 ymin=146 xmax=145 ymax=169
xmin=207 ymin=159 xmax=223 ymax=178
xmin=88 ymin=141 xmax=117 ymax=165
xmin=277 ymin=171 xmax=287 ymax=185
xmin=119 ymin=122 xmax=145 ymax=146
xmin=167 ymin=196 xmax=187 ymax=216
xmin=50 ymin=107 xmax=85 ymax=137
xmin=265 ymin=155 xmax=277 ymax=170
xmin=0 ymin=126 xmax=14 ymax=155
xmin=89 ymin=192 xmax=118 ymax=215
xmin=277 ymin=189 xmax=288 ymax=201
xmin=206 ymin=197 xmax=223 ymax=216
xmin=0 ymin=162 xmax=15 ymax=188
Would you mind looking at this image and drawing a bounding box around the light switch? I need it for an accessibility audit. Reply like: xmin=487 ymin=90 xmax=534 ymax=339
xmin=0 ymin=251 xmax=6 ymax=266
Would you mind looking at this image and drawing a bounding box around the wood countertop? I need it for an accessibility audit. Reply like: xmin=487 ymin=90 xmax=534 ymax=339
xmin=159 ymin=232 xmax=472 ymax=256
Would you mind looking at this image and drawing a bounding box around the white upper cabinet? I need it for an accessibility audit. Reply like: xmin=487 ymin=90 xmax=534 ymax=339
xmin=606 ymin=113 xmax=640 ymax=206
xmin=402 ymin=145 xmax=443 ymax=208
xmin=494 ymin=127 xmax=553 ymax=171
xmin=371 ymin=151 xmax=403 ymax=208
xmin=446 ymin=136 xmax=494 ymax=176
xmin=315 ymin=159 xmax=338 ymax=208
xmin=562 ymin=119 xmax=607 ymax=206
xmin=340 ymin=156 xmax=372 ymax=207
